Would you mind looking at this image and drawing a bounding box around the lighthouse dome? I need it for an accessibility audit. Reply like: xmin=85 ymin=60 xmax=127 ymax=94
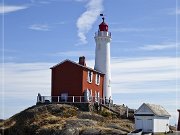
xmin=99 ymin=18 xmax=108 ymax=31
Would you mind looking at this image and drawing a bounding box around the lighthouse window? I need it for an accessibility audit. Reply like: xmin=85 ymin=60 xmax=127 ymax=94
xmin=87 ymin=71 xmax=93 ymax=83
xmin=95 ymin=74 xmax=100 ymax=85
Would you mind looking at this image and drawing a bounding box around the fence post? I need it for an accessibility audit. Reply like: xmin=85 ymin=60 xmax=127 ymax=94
xmin=126 ymin=106 xmax=129 ymax=118
xmin=80 ymin=96 xmax=81 ymax=103
xmin=73 ymin=96 xmax=74 ymax=103
xmin=58 ymin=96 xmax=59 ymax=102
xmin=119 ymin=107 xmax=121 ymax=117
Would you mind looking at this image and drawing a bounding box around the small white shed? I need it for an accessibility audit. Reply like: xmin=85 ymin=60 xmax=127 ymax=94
xmin=134 ymin=103 xmax=170 ymax=133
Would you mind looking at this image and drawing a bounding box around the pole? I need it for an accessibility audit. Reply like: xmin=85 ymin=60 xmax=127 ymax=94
xmin=177 ymin=110 xmax=180 ymax=131
xmin=126 ymin=106 xmax=128 ymax=118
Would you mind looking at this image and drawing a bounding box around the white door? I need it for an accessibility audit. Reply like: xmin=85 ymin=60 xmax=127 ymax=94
xmin=61 ymin=93 xmax=68 ymax=102
xmin=135 ymin=117 xmax=153 ymax=132
xmin=143 ymin=119 xmax=153 ymax=132
xmin=136 ymin=118 xmax=143 ymax=129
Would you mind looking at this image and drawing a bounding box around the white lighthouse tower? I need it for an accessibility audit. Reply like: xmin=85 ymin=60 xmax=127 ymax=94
xmin=94 ymin=15 xmax=112 ymax=100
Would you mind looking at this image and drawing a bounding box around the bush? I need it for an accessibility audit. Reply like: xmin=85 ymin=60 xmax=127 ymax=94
xmin=100 ymin=110 xmax=112 ymax=117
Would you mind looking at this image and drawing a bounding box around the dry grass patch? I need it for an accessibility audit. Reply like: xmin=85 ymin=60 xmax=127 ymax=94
xmin=0 ymin=119 xmax=16 ymax=129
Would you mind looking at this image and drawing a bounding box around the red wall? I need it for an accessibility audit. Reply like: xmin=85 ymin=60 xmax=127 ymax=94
xmin=51 ymin=61 xmax=83 ymax=96
xmin=82 ymin=69 xmax=104 ymax=98
xmin=51 ymin=61 xmax=104 ymax=99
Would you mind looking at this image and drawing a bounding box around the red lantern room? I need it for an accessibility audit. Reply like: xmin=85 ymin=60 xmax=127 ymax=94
xmin=99 ymin=17 xmax=108 ymax=32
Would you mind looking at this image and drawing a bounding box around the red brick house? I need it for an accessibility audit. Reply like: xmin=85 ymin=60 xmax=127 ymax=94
xmin=50 ymin=56 xmax=104 ymax=102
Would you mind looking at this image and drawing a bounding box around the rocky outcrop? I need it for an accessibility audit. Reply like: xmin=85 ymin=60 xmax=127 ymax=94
xmin=0 ymin=104 xmax=134 ymax=135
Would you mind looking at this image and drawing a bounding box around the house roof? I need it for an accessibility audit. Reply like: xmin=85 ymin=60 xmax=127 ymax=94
xmin=145 ymin=103 xmax=170 ymax=117
xmin=50 ymin=59 xmax=104 ymax=75
xmin=136 ymin=103 xmax=171 ymax=117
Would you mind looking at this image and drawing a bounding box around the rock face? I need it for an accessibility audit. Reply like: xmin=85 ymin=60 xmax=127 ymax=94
xmin=0 ymin=104 xmax=134 ymax=135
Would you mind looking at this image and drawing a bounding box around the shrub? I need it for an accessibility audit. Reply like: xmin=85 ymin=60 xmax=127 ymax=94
xmin=100 ymin=110 xmax=112 ymax=117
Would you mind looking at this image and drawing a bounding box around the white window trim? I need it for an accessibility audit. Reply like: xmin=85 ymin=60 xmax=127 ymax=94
xmin=95 ymin=74 xmax=100 ymax=85
xmin=95 ymin=91 xmax=100 ymax=102
xmin=87 ymin=71 xmax=93 ymax=83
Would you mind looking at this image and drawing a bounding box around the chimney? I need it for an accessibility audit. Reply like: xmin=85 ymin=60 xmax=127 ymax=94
xmin=178 ymin=110 xmax=180 ymax=131
xmin=79 ymin=56 xmax=86 ymax=66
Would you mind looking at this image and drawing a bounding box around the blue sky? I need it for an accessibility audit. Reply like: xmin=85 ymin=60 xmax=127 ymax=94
xmin=0 ymin=0 xmax=180 ymax=125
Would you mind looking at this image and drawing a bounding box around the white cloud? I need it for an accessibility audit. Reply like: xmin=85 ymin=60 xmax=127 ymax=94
xmin=1 ymin=63 xmax=52 ymax=98
xmin=76 ymin=0 xmax=103 ymax=44
xmin=30 ymin=0 xmax=52 ymax=4
xmin=0 ymin=5 xmax=28 ymax=14
xmin=28 ymin=24 xmax=50 ymax=31
xmin=49 ymin=50 xmax=94 ymax=57
xmin=0 ymin=62 xmax=52 ymax=118
xmin=111 ymin=28 xmax=155 ymax=32
xmin=111 ymin=57 xmax=180 ymax=84
xmin=177 ymin=9 xmax=180 ymax=15
xmin=112 ymin=40 xmax=130 ymax=43
xmin=166 ymin=8 xmax=180 ymax=15
xmin=75 ymin=0 xmax=87 ymax=2
xmin=139 ymin=42 xmax=177 ymax=51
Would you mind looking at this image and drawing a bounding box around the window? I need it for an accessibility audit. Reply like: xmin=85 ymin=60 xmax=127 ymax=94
xmin=84 ymin=89 xmax=90 ymax=102
xmin=95 ymin=91 xmax=97 ymax=102
xmin=89 ymin=89 xmax=92 ymax=101
xmin=95 ymin=74 xmax=100 ymax=85
xmin=90 ymin=89 xmax=92 ymax=96
xmin=95 ymin=91 xmax=100 ymax=102
xmin=87 ymin=71 xmax=93 ymax=83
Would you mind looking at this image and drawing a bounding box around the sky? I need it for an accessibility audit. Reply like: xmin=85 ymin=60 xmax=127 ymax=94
xmin=0 ymin=0 xmax=180 ymax=125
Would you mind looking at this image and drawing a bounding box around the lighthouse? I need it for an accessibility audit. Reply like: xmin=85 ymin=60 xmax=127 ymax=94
xmin=94 ymin=15 xmax=112 ymax=99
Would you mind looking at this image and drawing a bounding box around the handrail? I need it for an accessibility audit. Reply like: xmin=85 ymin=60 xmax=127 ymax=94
xmin=37 ymin=96 xmax=113 ymax=104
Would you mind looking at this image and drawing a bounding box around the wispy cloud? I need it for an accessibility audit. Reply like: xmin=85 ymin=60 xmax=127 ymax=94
xmin=0 ymin=48 xmax=17 ymax=53
xmin=0 ymin=5 xmax=28 ymax=14
xmin=111 ymin=28 xmax=155 ymax=32
xmin=28 ymin=24 xmax=50 ymax=31
xmin=139 ymin=42 xmax=177 ymax=51
xmin=166 ymin=8 xmax=180 ymax=15
xmin=49 ymin=50 xmax=94 ymax=57
xmin=30 ymin=0 xmax=52 ymax=4
xmin=76 ymin=0 xmax=103 ymax=44
xmin=111 ymin=57 xmax=180 ymax=84
xmin=28 ymin=21 xmax=65 ymax=31
xmin=176 ymin=9 xmax=180 ymax=15
xmin=75 ymin=0 xmax=87 ymax=2
xmin=0 ymin=62 xmax=52 ymax=118
xmin=112 ymin=40 xmax=130 ymax=43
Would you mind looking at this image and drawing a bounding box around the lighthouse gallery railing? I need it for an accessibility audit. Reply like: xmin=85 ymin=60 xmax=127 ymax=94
xmin=95 ymin=31 xmax=111 ymax=37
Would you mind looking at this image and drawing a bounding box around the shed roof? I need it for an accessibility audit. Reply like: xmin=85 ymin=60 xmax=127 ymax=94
xmin=136 ymin=103 xmax=171 ymax=117
xmin=50 ymin=59 xmax=104 ymax=75
xmin=145 ymin=103 xmax=170 ymax=117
